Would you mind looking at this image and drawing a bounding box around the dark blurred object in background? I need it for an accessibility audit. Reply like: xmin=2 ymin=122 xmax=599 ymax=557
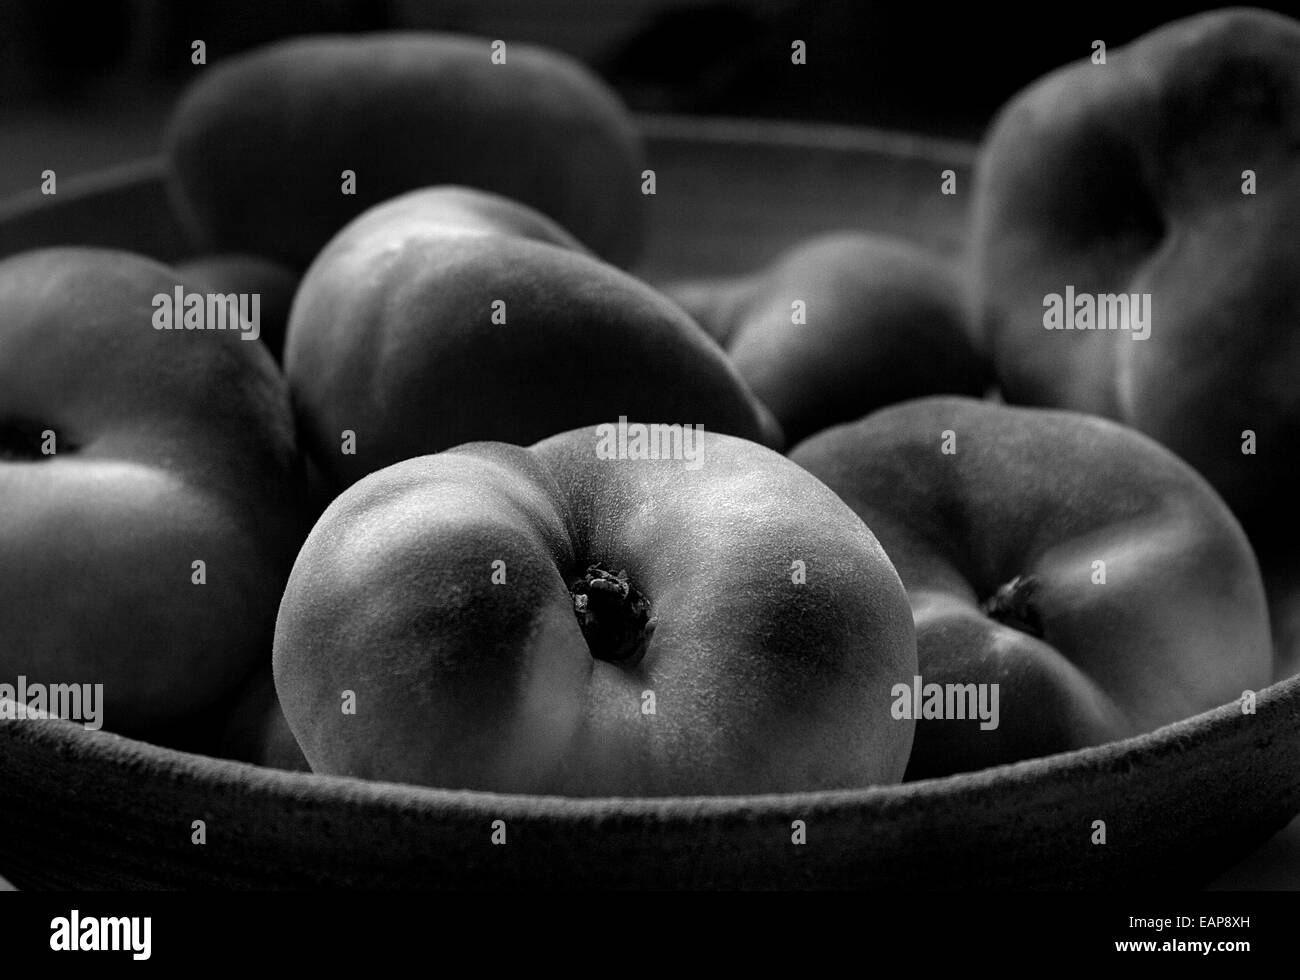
xmin=1 ymin=0 xmax=129 ymax=101
xmin=22 ymin=1 xmax=131 ymax=97
xmin=4 ymin=0 xmax=1300 ymax=185
xmin=599 ymin=3 xmax=771 ymax=112
xmin=597 ymin=0 xmax=1300 ymax=135
xmin=138 ymin=0 xmax=393 ymax=76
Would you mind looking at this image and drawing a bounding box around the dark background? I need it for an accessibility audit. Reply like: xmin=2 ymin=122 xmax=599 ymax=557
xmin=3 ymin=0 xmax=1297 ymax=198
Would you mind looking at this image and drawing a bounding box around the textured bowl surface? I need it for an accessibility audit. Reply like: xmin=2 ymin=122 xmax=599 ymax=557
xmin=1 ymin=116 xmax=1296 ymax=889
xmin=2 ymin=674 xmax=1297 ymax=889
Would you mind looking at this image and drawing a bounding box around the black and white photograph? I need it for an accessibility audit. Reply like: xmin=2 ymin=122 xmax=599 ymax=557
xmin=0 ymin=0 xmax=1296 ymax=959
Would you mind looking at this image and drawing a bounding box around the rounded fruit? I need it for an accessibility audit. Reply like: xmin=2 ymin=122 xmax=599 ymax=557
xmin=273 ymin=426 xmax=917 ymax=796
xmin=285 ymin=186 xmax=782 ymax=492
xmin=971 ymin=8 xmax=1300 ymax=524
xmin=670 ymin=232 xmax=990 ymax=444
xmin=0 ymin=248 xmax=306 ymax=738
xmin=163 ymin=32 xmax=647 ymax=268
xmin=790 ymin=396 xmax=1272 ymax=778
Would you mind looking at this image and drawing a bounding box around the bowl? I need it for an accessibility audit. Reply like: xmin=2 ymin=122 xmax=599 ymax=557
xmin=1 ymin=115 xmax=1297 ymax=889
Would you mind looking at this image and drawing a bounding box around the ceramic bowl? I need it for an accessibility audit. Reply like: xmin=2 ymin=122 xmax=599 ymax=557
xmin=1 ymin=116 xmax=1296 ymax=889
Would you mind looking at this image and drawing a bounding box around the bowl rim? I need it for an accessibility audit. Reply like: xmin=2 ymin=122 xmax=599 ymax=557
xmin=5 ymin=669 xmax=1296 ymax=818
xmin=0 ymin=113 xmax=980 ymax=226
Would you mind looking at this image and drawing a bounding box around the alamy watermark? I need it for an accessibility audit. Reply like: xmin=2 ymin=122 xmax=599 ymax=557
xmin=152 ymin=286 xmax=261 ymax=341
xmin=1043 ymin=286 xmax=1151 ymax=340
xmin=595 ymin=416 xmax=705 ymax=470
xmin=0 ymin=676 xmax=104 ymax=730
xmin=50 ymin=910 xmax=151 ymax=960
xmin=891 ymin=674 xmax=1000 ymax=730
